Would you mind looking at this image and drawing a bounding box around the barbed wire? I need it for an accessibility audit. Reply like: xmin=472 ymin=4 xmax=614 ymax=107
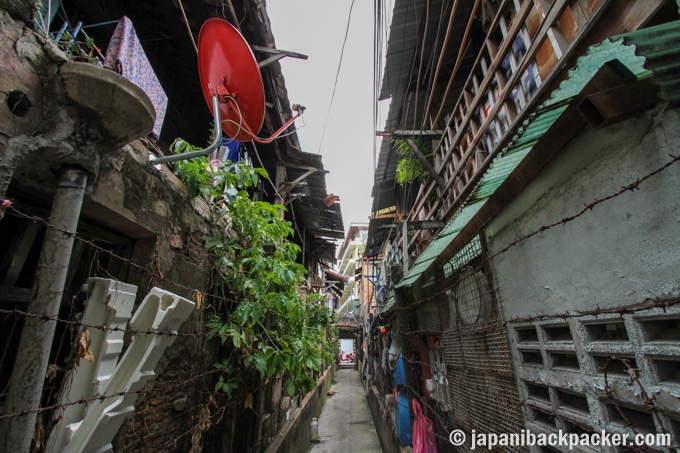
xmin=385 ymin=152 xmax=680 ymax=319
xmin=365 ymin=350 xmax=680 ymax=452
xmin=0 ymin=307 xmax=212 ymax=339
xmin=364 ymin=144 xmax=680 ymax=447
xmin=6 ymin=205 xmax=232 ymax=304
xmin=4 ymin=152 xmax=678 ymax=341
xmin=0 ymin=367 xmax=222 ymax=422
xmin=0 ymin=148 xmax=677 ymax=449
xmin=486 ymin=153 xmax=680 ymax=265
xmin=506 ymin=296 xmax=680 ymax=325
xmin=602 ymin=357 xmax=667 ymax=450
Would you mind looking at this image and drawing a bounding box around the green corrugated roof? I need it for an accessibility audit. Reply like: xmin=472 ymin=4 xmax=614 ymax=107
xmin=396 ymin=200 xmax=485 ymax=288
xmin=443 ymin=235 xmax=482 ymax=278
xmin=618 ymin=20 xmax=680 ymax=102
xmin=395 ymin=22 xmax=680 ymax=289
xmin=545 ymin=38 xmax=648 ymax=106
xmin=380 ymin=294 xmax=395 ymax=315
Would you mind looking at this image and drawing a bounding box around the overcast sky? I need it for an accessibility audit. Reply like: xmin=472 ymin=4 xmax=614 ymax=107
xmin=266 ymin=1 xmax=376 ymax=236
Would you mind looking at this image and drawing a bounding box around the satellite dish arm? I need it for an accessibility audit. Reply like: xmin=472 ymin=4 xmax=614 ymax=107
xmin=223 ymin=100 xmax=305 ymax=145
xmin=150 ymin=93 xmax=224 ymax=165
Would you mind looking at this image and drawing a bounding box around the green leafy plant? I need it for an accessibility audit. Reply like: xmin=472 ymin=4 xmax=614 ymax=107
xmin=56 ymin=31 xmax=100 ymax=64
xmin=171 ymin=138 xmax=337 ymax=399
xmin=393 ymin=138 xmax=432 ymax=185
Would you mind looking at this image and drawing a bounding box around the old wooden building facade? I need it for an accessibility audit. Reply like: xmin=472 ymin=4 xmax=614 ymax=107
xmin=366 ymin=0 xmax=680 ymax=451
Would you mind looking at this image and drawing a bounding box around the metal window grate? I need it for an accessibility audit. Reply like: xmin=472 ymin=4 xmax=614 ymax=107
xmin=446 ymin=361 xmax=526 ymax=452
xmin=439 ymin=234 xmax=524 ymax=451
xmin=417 ymin=298 xmax=442 ymax=332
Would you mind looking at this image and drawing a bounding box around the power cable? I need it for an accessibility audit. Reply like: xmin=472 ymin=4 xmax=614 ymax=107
xmin=317 ymin=0 xmax=357 ymax=154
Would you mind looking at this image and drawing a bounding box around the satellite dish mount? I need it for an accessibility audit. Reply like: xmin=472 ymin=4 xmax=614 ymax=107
xmin=151 ymin=18 xmax=304 ymax=165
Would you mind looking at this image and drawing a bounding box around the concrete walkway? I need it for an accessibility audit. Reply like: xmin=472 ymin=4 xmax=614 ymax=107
xmin=307 ymin=368 xmax=383 ymax=452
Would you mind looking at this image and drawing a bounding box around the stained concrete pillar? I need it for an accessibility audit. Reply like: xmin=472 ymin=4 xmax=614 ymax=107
xmin=0 ymin=166 xmax=88 ymax=453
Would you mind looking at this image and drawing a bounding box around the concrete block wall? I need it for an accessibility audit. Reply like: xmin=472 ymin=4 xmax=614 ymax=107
xmin=264 ymin=367 xmax=335 ymax=453
xmin=486 ymin=103 xmax=680 ymax=448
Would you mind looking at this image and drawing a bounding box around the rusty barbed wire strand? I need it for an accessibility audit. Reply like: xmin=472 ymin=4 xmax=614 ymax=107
xmin=506 ymin=296 xmax=680 ymax=325
xmin=486 ymin=153 xmax=680 ymax=265
xmin=5 ymin=204 xmax=233 ymax=304
xmin=602 ymin=357 xmax=670 ymax=449
xmin=0 ymin=367 xmax=223 ymax=421
xmin=0 ymin=151 xmax=678 ymax=444
xmin=4 ymin=153 xmax=679 ymax=340
xmin=0 ymin=307 xmax=207 ymax=338
xmin=354 ymin=152 xmax=680 ymax=451
xmin=387 ymin=153 xmax=680 ymax=319
xmin=368 ymin=352 xmax=679 ymax=451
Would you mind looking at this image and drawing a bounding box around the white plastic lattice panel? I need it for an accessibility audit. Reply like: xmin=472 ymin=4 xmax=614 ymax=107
xmin=46 ymin=278 xmax=137 ymax=453
xmin=62 ymin=287 xmax=194 ymax=453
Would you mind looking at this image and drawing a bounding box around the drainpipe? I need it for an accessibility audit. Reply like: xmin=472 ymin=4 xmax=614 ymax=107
xmin=0 ymin=166 xmax=88 ymax=453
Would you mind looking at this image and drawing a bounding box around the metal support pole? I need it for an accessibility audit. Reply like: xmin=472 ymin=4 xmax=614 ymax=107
xmin=402 ymin=219 xmax=408 ymax=274
xmin=149 ymin=94 xmax=223 ymax=164
xmin=0 ymin=166 xmax=88 ymax=453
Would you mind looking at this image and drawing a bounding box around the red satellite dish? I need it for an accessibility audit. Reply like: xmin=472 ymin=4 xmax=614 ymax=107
xmin=151 ymin=18 xmax=303 ymax=164
xmin=198 ymin=18 xmax=264 ymax=142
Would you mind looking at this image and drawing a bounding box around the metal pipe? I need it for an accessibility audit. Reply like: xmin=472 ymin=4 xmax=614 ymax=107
xmin=149 ymin=94 xmax=223 ymax=164
xmin=0 ymin=166 xmax=88 ymax=453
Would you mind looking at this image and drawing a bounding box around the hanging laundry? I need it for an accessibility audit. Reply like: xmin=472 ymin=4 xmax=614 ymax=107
xmin=218 ymin=137 xmax=241 ymax=163
xmin=105 ymin=16 xmax=168 ymax=140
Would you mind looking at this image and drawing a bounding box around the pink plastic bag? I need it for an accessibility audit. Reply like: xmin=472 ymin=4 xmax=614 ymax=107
xmin=411 ymin=398 xmax=438 ymax=453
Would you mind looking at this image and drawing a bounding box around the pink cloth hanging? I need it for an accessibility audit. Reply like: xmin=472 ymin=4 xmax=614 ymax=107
xmin=105 ymin=16 xmax=167 ymax=139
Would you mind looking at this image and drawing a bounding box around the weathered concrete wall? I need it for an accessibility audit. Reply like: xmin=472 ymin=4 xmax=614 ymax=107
xmin=264 ymin=367 xmax=334 ymax=453
xmin=484 ymin=103 xmax=680 ymax=446
xmin=486 ymin=103 xmax=680 ymax=320
xmin=0 ymin=6 xmax=216 ymax=451
xmin=86 ymin=142 xmax=216 ymax=453
xmin=86 ymin=140 xmax=214 ymax=300
xmin=0 ymin=7 xmax=48 ymax=139
xmin=366 ymin=382 xmax=413 ymax=453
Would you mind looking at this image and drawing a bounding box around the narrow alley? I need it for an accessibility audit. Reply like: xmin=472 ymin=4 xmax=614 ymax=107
xmin=2 ymin=1 xmax=680 ymax=452
xmin=308 ymin=369 xmax=382 ymax=453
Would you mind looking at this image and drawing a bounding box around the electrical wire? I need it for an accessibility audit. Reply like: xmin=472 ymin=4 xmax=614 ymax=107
xmin=218 ymin=95 xmax=303 ymax=145
xmin=176 ymin=0 xmax=198 ymax=54
xmin=317 ymin=0 xmax=357 ymax=154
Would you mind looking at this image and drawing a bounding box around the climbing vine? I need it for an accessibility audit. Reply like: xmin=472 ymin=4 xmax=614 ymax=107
xmin=170 ymin=139 xmax=337 ymax=398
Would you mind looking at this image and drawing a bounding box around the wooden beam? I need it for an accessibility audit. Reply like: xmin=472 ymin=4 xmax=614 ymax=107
xmin=281 ymin=168 xmax=315 ymax=195
xmin=405 ymin=138 xmax=446 ymax=191
xmin=375 ymin=220 xmax=445 ymax=230
xmin=376 ymin=129 xmax=444 ymax=137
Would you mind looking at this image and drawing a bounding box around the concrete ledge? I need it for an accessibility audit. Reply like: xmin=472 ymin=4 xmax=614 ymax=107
xmin=264 ymin=367 xmax=334 ymax=453
xmin=365 ymin=379 xmax=413 ymax=453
